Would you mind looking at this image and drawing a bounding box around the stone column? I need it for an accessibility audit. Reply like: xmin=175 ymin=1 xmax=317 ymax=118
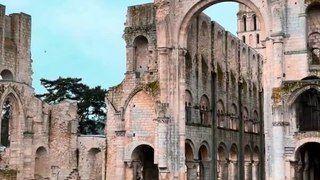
xmin=114 ymin=131 xmax=126 ymax=179
xmin=252 ymin=162 xmax=259 ymax=180
xmin=22 ymin=132 xmax=33 ymax=179
xmin=271 ymin=109 xmax=287 ymax=180
xmin=201 ymin=161 xmax=211 ymax=180
xmin=272 ymin=36 xmax=284 ymax=87
xmin=244 ymin=162 xmax=252 ymax=180
xmin=186 ymin=161 xmax=198 ymax=180
xmin=228 ymin=161 xmax=238 ymax=180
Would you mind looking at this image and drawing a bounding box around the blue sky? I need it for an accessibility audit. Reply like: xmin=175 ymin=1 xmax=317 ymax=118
xmin=0 ymin=0 xmax=238 ymax=93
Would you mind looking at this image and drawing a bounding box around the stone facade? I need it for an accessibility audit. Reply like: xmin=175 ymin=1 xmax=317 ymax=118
xmin=2 ymin=0 xmax=320 ymax=179
xmin=107 ymin=0 xmax=320 ymax=180
xmin=0 ymin=5 xmax=106 ymax=180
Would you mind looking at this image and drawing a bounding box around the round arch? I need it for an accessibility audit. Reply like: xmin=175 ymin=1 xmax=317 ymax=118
xmin=177 ymin=0 xmax=267 ymax=48
xmin=124 ymin=141 xmax=155 ymax=161
xmin=198 ymin=141 xmax=210 ymax=161
xmin=185 ymin=139 xmax=196 ymax=161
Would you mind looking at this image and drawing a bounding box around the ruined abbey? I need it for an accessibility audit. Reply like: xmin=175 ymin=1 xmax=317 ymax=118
xmin=0 ymin=0 xmax=319 ymax=179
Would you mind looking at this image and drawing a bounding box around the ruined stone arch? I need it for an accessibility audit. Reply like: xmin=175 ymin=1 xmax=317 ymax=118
xmin=34 ymin=146 xmax=49 ymax=179
xmin=0 ymin=89 xmax=26 ymax=147
xmin=177 ymin=0 xmax=267 ymax=48
xmin=123 ymin=90 xmax=157 ymax=137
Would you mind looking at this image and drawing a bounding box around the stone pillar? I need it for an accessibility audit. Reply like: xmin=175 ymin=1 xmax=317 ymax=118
xmin=244 ymin=162 xmax=252 ymax=180
xmin=125 ymin=161 xmax=134 ymax=180
xmin=228 ymin=161 xmax=238 ymax=180
xmin=223 ymin=161 xmax=229 ymax=180
xmin=252 ymin=162 xmax=259 ymax=180
xmin=271 ymin=112 xmax=286 ymax=180
xmin=114 ymin=131 xmax=126 ymax=179
xmin=186 ymin=161 xmax=198 ymax=180
xmin=201 ymin=161 xmax=210 ymax=180
xmin=22 ymin=132 xmax=33 ymax=179
xmin=272 ymin=36 xmax=284 ymax=87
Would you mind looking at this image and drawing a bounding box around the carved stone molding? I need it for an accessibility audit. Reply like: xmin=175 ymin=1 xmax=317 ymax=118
xmin=115 ymin=130 xmax=126 ymax=136
xmin=154 ymin=117 xmax=170 ymax=124
xmin=272 ymin=121 xmax=290 ymax=126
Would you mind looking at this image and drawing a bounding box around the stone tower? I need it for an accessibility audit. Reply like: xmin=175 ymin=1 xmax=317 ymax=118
xmin=0 ymin=5 xmax=32 ymax=85
xmin=237 ymin=4 xmax=262 ymax=49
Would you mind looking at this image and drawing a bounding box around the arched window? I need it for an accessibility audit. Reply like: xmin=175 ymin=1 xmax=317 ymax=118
xmin=230 ymin=104 xmax=238 ymax=130
xmin=242 ymin=35 xmax=246 ymax=43
xmin=256 ymin=34 xmax=260 ymax=44
xmin=200 ymin=95 xmax=210 ymax=126
xmin=87 ymin=148 xmax=102 ymax=180
xmin=244 ymin=146 xmax=252 ymax=180
xmin=312 ymin=48 xmax=320 ymax=64
xmin=185 ymin=90 xmax=193 ymax=124
xmin=295 ymin=88 xmax=320 ymax=131
xmin=198 ymin=144 xmax=209 ymax=180
xmin=133 ymin=36 xmax=149 ymax=78
xmin=242 ymin=16 xmax=247 ymax=31
xmin=217 ymin=144 xmax=226 ymax=180
xmin=252 ymin=14 xmax=257 ymax=30
xmin=243 ymin=107 xmax=250 ymax=132
xmin=217 ymin=100 xmax=225 ymax=128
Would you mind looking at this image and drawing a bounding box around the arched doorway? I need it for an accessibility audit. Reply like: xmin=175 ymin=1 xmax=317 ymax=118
xmin=131 ymin=145 xmax=158 ymax=180
xmin=295 ymin=142 xmax=320 ymax=180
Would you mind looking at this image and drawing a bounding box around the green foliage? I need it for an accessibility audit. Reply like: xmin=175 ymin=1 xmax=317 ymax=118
xmin=36 ymin=77 xmax=107 ymax=135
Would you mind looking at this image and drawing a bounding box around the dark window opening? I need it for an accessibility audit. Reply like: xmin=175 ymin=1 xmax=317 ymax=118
xmin=296 ymin=89 xmax=320 ymax=131
xmin=253 ymin=14 xmax=257 ymax=30
xmin=1 ymin=99 xmax=11 ymax=147
xmin=242 ymin=16 xmax=247 ymax=31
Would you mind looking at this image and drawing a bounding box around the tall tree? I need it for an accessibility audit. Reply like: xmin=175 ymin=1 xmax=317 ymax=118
xmin=36 ymin=77 xmax=107 ymax=134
